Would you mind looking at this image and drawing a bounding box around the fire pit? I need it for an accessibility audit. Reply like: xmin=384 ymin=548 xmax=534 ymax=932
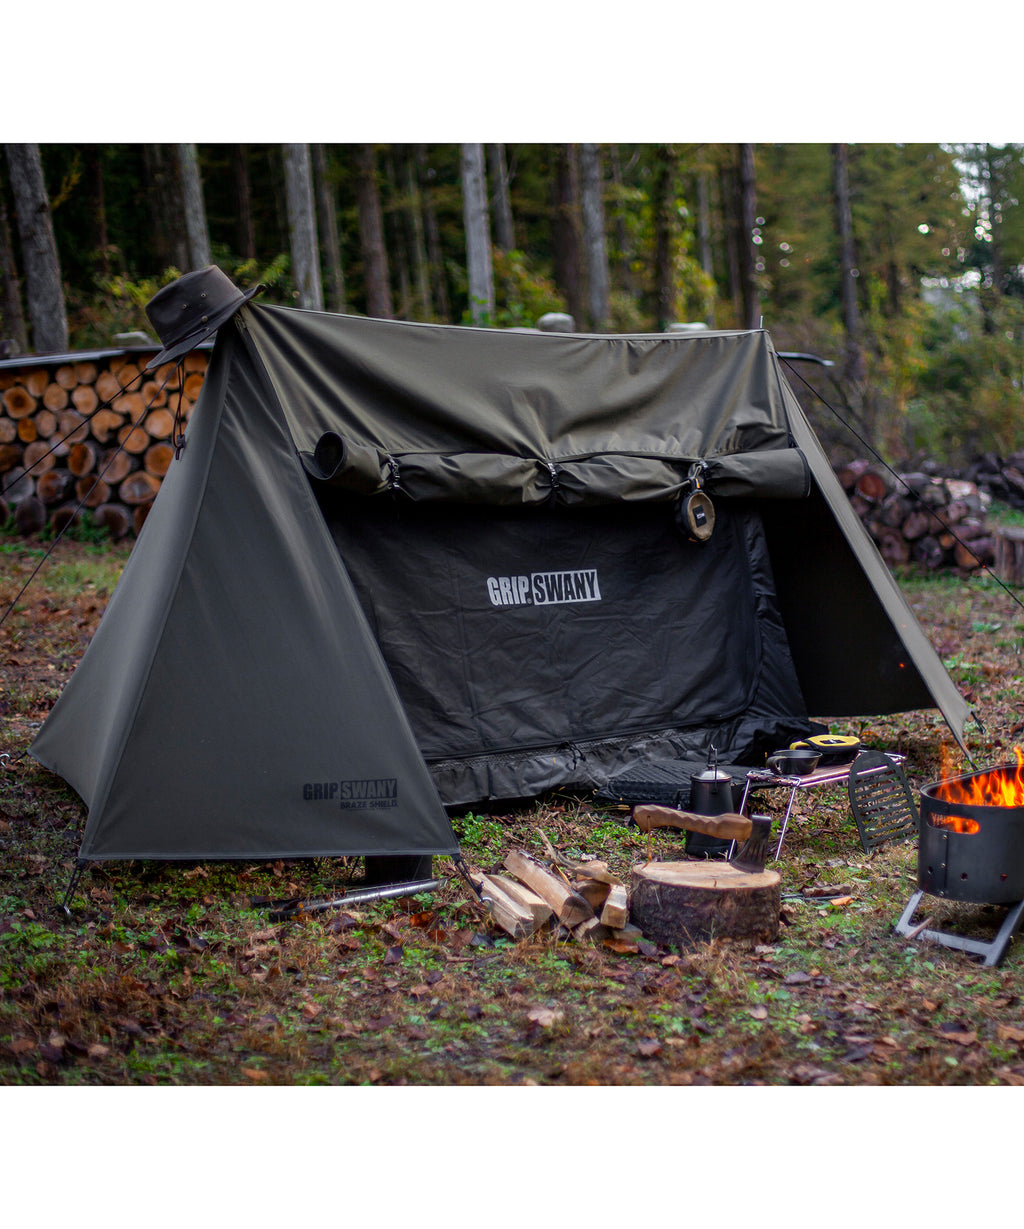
xmin=895 ymin=755 xmax=1024 ymax=966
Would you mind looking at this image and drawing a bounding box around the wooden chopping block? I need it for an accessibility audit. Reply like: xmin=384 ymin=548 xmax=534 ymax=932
xmin=630 ymin=860 xmax=781 ymax=947
xmin=632 ymin=804 xmax=752 ymax=843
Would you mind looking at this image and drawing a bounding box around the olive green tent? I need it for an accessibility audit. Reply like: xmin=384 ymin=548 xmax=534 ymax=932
xmin=30 ymin=280 xmax=969 ymax=864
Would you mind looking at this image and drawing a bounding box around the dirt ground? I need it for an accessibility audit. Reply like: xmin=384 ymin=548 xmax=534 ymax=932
xmin=3 ymin=533 xmax=1024 ymax=1093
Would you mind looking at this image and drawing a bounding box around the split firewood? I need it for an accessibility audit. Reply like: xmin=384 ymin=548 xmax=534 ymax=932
xmin=42 ymin=382 xmax=69 ymax=412
xmin=119 ymin=471 xmax=161 ymax=505
xmin=98 ymin=449 xmax=133 ymax=485
xmin=482 ymin=873 xmax=553 ymax=928
xmin=144 ymin=443 xmax=175 ymax=478
xmin=34 ymin=409 xmax=56 ymax=439
xmin=573 ymin=916 xmax=611 ymax=944
xmin=68 ymin=441 xmax=97 ymax=477
xmin=471 ymin=873 xmax=538 ymax=940
xmin=503 ymin=849 xmax=594 ymax=928
xmin=22 ymin=440 xmax=54 ymax=473
xmin=599 ymin=883 xmax=630 ymax=930
xmin=632 ymin=804 xmax=751 ymax=843
xmin=36 ymin=468 xmax=70 ymax=505
xmin=24 ymin=370 xmax=48 ymax=397
xmin=2 ymin=386 xmax=35 ymax=418
xmin=71 ymin=384 xmax=98 ymax=415
xmin=89 ymin=408 xmax=125 ymax=444
xmin=76 ymin=475 xmax=110 ymax=508
xmin=92 ymin=504 xmax=131 ymax=541
xmin=56 ymin=410 xmax=88 ymax=444
xmin=535 ymin=829 xmax=619 ymax=882
xmin=575 ymin=878 xmax=612 ymax=912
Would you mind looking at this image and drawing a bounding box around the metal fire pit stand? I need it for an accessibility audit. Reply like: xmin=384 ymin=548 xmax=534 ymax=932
xmin=737 ymin=754 xmax=906 ymax=859
xmin=895 ymin=891 xmax=1024 ymax=967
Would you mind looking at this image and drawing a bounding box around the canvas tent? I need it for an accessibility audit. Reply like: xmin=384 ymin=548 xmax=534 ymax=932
xmin=30 ymin=277 xmax=970 ymax=865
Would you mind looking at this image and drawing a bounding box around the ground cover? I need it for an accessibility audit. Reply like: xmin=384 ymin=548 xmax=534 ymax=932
xmin=2 ymin=531 xmax=1024 ymax=1087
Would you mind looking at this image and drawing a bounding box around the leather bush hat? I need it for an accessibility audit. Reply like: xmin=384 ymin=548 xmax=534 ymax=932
xmin=144 ymin=266 xmax=261 ymax=370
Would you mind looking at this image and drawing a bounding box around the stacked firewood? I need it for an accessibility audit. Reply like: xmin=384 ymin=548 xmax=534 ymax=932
xmin=836 ymin=459 xmax=995 ymax=572
xmin=960 ymin=452 xmax=1024 ymax=513
xmin=0 ymin=352 xmax=206 ymax=538
xmin=471 ymin=843 xmax=636 ymax=944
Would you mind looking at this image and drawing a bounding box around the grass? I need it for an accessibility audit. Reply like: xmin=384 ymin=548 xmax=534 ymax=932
xmin=4 ymin=531 xmax=1024 ymax=1091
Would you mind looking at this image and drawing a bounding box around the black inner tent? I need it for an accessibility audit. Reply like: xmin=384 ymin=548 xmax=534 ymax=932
xmin=314 ymin=486 xmax=812 ymax=806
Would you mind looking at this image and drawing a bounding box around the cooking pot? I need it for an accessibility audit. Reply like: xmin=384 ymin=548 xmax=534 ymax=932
xmin=767 ymin=748 xmax=821 ymax=776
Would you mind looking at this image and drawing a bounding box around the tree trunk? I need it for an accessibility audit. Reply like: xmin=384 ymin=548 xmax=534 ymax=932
xmin=608 ymin=146 xmax=636 ymax=299
xmin=653 ymin=144 xmax=679 ymax=330
xmin=383 ymin=150 xmax=411 ymax=318
xmin=354 ymin=144 xmax=393 ymax=319
xmin=4 ymin=144 xmax=68 ymax=353
xmin=403 ymin=148 xmax=433 ymax=320
xmin=142 ymin=145 xmax=188 ymax=272
xmin=311 ymin=144 xmax=346 ymax=313
xmin=487 ymin=144 xmax=515 ymax=252
xmin=697 ymin=166 xmax=715 ymax=326
xmin=833 ymin=143 xmax=866 ymax=387
xmin=232 ymin=145 xmax=256 ymax=261
xmin=737 ymin=143 xmax=760 ymax=329
xmin=461 ymin=142 xmax=494 ymax=325
xmin=86 ymin=148 xmax=111 ymax=280
xmin=551 ymin=145 xmax=584 ymax=327
xmin=177 ymin=144 xmax=211 ymax=270
xmin=282 ymin=144 xmax=323 ymax=310
xmin=720 ymin=160 xmax=742 ymax=327
xmin=417 ymin=147 xmax=450 ymax=322
xmin=579 ymin=143 xmax=609 ymax=330
xmin=0 ymin=163 xmax=28 ymax=356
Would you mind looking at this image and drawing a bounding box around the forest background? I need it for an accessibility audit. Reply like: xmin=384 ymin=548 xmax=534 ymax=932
xmin=4 ymin=141 xmax=1024 ymax=473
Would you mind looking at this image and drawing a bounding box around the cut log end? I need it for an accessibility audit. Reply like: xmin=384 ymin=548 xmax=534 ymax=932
xmin=630 ymin=861 xmax=781 ymax=947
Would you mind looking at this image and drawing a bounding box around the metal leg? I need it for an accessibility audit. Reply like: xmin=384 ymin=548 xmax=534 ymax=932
xmin=773 ymin=785 xmax=800 ymax=858
xmin=895 ymin=890 xmax=1024 ymax=967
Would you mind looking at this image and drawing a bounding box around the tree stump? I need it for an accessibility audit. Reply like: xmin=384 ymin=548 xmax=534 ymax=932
xmin=629 ymin=861 xmax=781 ymax=947
xmin=995 ymin=526 xmax=1024 ymax=585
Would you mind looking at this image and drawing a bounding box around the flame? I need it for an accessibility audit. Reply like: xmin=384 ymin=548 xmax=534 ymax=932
xmin=929 ymin=814 xmax=981 ymax=834
xmin=934 ymin=747 xmax=1024 ymax=808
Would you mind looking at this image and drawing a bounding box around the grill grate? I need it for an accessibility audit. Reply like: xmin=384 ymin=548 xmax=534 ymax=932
xmin=848 ymin=751 xmax=919 ymax=853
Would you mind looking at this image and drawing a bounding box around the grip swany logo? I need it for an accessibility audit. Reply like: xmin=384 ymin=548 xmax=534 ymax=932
xmin=486 ymin=569 xmax=602 ymax=607
xmin=303 ymin=779 xmax=398 ymax=810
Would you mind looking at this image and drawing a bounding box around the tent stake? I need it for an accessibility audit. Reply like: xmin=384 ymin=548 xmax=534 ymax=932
xmin=58 ymin=861 xmax=87 ymax=921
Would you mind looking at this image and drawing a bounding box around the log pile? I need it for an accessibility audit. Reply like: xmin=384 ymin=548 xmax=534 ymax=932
xmin=0 ymin=351 xmax=207 ymax=539
xmin=835 ymin=460 xmax=995 ymax=573
xmin=471 ymin=845 xmax=637 ymax=944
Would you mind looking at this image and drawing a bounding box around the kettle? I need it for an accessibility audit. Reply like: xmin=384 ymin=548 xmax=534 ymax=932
xmin=686 ymin=746 xmax=736 ymax=858
xmin=689 ymin=745 xmax=735 ymax=815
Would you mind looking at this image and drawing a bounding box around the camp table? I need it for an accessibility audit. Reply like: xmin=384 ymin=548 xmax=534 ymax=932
xmin=737 ymin=752 xmax=907 ymax=858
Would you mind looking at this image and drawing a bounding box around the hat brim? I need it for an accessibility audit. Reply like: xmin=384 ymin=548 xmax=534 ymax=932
xmin=145 ymin=284 xmax=261 ymax=371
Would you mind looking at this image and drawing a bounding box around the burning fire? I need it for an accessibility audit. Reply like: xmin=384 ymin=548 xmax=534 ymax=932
xmin=934 ymin=746 xmax=1024 ymax=808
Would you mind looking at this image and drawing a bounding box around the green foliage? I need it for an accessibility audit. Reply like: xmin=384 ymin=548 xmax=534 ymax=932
xmin=491 ymin=248 xmax=566 ymax=328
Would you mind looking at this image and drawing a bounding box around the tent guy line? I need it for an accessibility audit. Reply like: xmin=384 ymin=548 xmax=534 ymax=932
xmin=781 ymin=355 xmax=1024 ymax=620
